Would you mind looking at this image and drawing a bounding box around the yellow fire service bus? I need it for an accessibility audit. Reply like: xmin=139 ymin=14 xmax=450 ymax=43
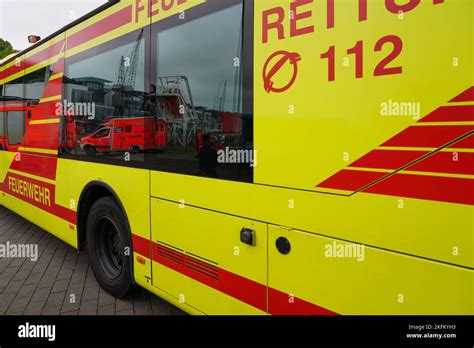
xmin=0 ymin=0 xmax=472 ymax=315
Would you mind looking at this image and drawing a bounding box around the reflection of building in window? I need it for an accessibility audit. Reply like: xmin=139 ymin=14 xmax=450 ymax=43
xmin=153 ymin=4 xmax=244 ymax=151
xmin=65 ymin=32 xmax=146 ymax=141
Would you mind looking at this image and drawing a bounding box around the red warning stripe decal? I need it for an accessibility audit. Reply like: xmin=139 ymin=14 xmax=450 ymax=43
xmin=449 ymin=87 xmax=474 ymax=103
xmin=22 ymin=123 xmax=61 ymax=151
xmin=152 ymin=241 xmax=266 ymax=312
xmin=132 ymin=234 xmax=151 ymax=259
xmin=316 ymin=87 xmax=474 ymax=205
xmin=449 ymin=134 xmax=474 ymax=149
xmin=407 ymin=152 xmax=474 ymax=176
xmin=317 ymin=170 xmax=387 ymax=192
xmin=131 ymin=235 xmax=337 ymax=315
xmin=419 ymin=105 xmax=474 ymax=123
xmin=0 ymin=172 xmax=76 ymax=224
xmin=268 ymin=287 xmax=336 ymax=316
xmin=349 ymin=150 xmax=428 ymax=170
xmin=67 ymin=6 xmax=133 ymax=50
xmin=364 ymin=173 xmax=474 ymax=205
xmin=9 ymin=153 xmax=58 ymax=180
xmin=1 ymin=40 xmax=65 ymax=81
xmin=381 ymin=125 xmax=474 ymax=148
xmin=41 ymin=77 xmax=63 ymax=100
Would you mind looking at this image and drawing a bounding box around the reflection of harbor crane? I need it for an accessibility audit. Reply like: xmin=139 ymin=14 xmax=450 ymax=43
xmin=214 ymin=80 xmax=228 ymax=111
xmin=113 ymin=29 xmax=144 ymax=114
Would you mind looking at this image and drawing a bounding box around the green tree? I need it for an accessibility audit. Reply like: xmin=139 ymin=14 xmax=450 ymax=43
xmin=0 ymin=38 xmax=17 ymax=60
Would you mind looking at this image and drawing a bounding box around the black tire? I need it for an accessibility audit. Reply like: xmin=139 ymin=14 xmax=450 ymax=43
xmin=86 ymin=196 xmax=134 ymax=298
xmin=131 ymin=145 xmax=140 ymax=154
xmin=84 ymin=145 xmax=96 ymax=156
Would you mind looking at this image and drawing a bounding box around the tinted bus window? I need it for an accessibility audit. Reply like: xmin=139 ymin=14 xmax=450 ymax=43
xmin=24 ymin=67 xmax=50 ymax=103
xmin=62 ymin=29 xmax=148 ymax=163
xmin=4 ymin=76 xmax=24 ymax=99
xmin=147 ymin=0 xmax=253 ymax=182
xmin=7 ymin=111 xmax=25 ymax=145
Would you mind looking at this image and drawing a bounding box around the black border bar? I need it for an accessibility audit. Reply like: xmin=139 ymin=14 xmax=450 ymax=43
xmin=0 ymin=315 xmax=472 ymax=346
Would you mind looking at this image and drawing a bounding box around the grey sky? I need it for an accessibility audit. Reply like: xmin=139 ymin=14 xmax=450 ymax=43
xmin=0 ymin=0 xmax=106 ymax=51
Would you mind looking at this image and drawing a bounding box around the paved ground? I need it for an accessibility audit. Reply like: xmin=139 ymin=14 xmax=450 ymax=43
xmin=0 ymin=206 xmax=186 ymax=315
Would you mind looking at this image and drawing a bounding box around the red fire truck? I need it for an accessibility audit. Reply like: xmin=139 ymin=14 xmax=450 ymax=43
xmin=80 ymin=117 xmax=166 ymax=155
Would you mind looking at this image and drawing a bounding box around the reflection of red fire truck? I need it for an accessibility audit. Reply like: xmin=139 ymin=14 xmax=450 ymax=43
xmin=80 ymin=117 xmax=166 ymax=156
xmin=0 ymin=100 xmax=31 ymax=152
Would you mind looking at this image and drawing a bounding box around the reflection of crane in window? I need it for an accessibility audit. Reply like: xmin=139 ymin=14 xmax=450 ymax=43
xmin=113 ymin=29 xmax=144 ymax=116
xmin=155 ymin=75 xmax=199 ymax=149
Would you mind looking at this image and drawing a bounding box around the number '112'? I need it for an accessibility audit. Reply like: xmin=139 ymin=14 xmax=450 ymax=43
xmin=320 ymin=35 xmax=403 ymax=81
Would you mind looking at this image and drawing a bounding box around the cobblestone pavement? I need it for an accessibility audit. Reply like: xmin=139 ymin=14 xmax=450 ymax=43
xmin=0 ymin=206 xmax=186 ymax=315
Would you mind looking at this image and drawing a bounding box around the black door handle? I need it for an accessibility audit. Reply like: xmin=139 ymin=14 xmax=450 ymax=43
xmin=240 ymin=228 xmax=255 ymax=246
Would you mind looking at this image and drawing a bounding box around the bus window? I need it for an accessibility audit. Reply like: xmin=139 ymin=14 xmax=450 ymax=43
xmin=147 ymin=0 xmax=253 ymax=182
xmin=4 ymin=76 xmax=24 ymax=99
xmin=24 ymin=67 xmax=50 ymax=104
xmin=62 ymin=29 xmax=148 ymax=163
xmin=7 ymin=110 xmax=26 ymax=145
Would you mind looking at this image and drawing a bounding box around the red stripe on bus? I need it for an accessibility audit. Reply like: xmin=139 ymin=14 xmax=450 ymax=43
xmin=53 ymin=57 xmax=65 ymax=74
xmin=24 ymin=40 xmax=65 ymax=70
xmin=9 ymin=153 xmax=58 ymax=180
xmin=407 ymin=152 xmax=474 ymax=175
xmin=15 ymin=150 xmax=57 ymax=158
xmin=316 ymin=170 xmax=387 ymax=191
xmin=67 ymin=6 xmax=133 ymax=49
xmin=22 ymin=123 xmax=60 ymax=151
xmin=268 ymin=287 xmax=337 ymax=316
xmin=31 ymin=102 xmax=62 ymax=121
xmin=2 ymin=172 xmax=76 ymax=224
xmin=1 ymin=64 xmax=23 ymax=82
xmin=41 ymin=77 xmax=63 ymax=99
xmin=152 ymin=244 xmax=267 ymax=312
xmin=419 ymin=105 xmax=474 ymax=123
xmin=381 ymin=126 xmax=474 ymax=148
xmin=132 ymin=234 xmax=151 ymax=258
xmin=349 ymin=150 xmax=428 ymax=170
xmin=449 ymin=86 xmax=474 ymax=102
xmin=1 ymin=40 xmax=65 ymax=81
xmin=364 ymin=173 xmax=474 ymax=205
xmin=449 ymin=133 xmax=474 ymax=149
xmin=129 ymin=239 xmax=336 ymax=315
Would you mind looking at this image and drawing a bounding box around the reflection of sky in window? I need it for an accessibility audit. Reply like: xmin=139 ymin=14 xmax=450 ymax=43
xmin=157 ymin=4 xmax=242 ymax=112
xmin=68 ymin=39 xmax=145 ymax=92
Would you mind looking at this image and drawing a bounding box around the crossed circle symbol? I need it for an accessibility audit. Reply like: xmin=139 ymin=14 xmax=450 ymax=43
xmin=263 ymin=50 xmax=302 ymax=94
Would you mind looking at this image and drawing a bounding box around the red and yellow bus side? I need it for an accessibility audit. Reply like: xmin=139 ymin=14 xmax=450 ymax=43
xmin=0 ymin=0 xmax=472 ymax=315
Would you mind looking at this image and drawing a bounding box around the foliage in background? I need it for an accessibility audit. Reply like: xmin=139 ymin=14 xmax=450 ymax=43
xmin=0 ymin=38 xmax=17 ymax=60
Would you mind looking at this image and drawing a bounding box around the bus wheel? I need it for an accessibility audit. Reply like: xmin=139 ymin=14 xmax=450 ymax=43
xmin=131 ymin=145 xmax=140 ymax=154
xmin=86 ymin=196 xmax=134 ymax=298
xmin=84 ymin=146 xmax=96 ymax=156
